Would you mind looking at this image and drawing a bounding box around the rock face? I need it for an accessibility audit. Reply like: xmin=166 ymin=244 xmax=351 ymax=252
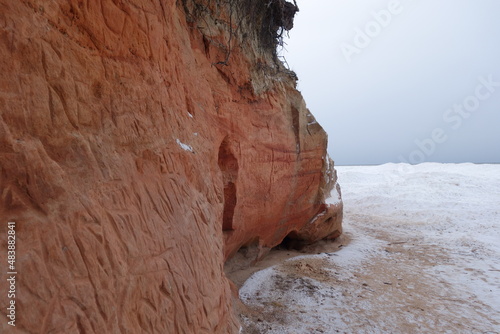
xmin=0 ymin=0 xmax=342 ymax=333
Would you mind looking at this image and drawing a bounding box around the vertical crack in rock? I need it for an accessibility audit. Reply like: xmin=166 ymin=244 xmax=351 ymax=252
xmin=218 ymin=137 xmax=239 ymax=233
xmin=291 ymin=105 xmax=301 ymax=154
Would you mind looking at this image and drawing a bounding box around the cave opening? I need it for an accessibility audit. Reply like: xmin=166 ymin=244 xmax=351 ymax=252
xmin=218 ymin=137 xmax=239 ymax=232
xmin=273 ymin=230 xmax=306 ymax=251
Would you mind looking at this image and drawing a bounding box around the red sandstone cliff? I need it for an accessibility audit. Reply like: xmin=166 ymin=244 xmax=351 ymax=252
xmin=0 ymin=0 xmax=342 ymax=332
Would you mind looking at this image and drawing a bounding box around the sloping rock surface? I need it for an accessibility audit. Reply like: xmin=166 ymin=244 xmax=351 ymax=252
xmin=0 ymin=0 xmax=342 ymax=332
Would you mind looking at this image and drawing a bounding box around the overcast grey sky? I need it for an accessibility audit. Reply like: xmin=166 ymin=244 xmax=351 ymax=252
xmin=284 ymin=0 xmax=500 ymax=165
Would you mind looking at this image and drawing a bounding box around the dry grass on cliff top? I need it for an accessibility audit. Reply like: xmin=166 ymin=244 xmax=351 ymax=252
xmin=235 ymin=163 xmax=500 ymax=334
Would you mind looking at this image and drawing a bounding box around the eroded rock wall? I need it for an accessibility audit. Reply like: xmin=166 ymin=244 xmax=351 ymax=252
xmin=0 ymin=0 xmax=342 ymax=332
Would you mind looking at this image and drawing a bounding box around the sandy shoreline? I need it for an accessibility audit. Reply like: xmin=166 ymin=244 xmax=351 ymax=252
xmin=233 ymin=164 xmax=500 ymax=334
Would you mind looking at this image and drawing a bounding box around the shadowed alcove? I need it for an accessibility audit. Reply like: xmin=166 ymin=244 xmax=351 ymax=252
xmin=218 ymin=137 xmax=239 ymax=232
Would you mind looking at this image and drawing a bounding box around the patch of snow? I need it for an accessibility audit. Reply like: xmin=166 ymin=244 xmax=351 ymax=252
xmin=323 ymin=154 xmax=332 ymax=184
xmin=240 ymin=267 xmax=278 ymax=302
xmin=176 ymin=139 xmax=193 ymax=152
xmin=240 ymin=163 xmax=500 ymax=333
xmin=325 ymin=184 xmax=342 ymax=206
xmin=187 ymin=112 xmax=193 ymax=118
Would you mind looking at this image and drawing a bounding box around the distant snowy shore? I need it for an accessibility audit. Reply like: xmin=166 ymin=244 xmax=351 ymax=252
xmin=240 ymin=163 xmax=500 ymax=333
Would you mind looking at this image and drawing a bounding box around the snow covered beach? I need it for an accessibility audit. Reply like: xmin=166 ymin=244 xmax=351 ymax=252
xmin=239 ymin=163 xmax=500 ymax=333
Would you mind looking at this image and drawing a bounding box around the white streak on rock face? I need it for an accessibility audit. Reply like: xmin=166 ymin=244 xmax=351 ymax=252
xmin=308 ymin=211 xmax=326 ymax=225
xmin=176 ymin=139 xmax=193 ymax=152
xmin=324 ymin=154 xmax=333 ymax=184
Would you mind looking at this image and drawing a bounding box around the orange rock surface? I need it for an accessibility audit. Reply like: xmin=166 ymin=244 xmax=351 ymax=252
xmin=0 ymin=0 xmax=342 ymax=332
